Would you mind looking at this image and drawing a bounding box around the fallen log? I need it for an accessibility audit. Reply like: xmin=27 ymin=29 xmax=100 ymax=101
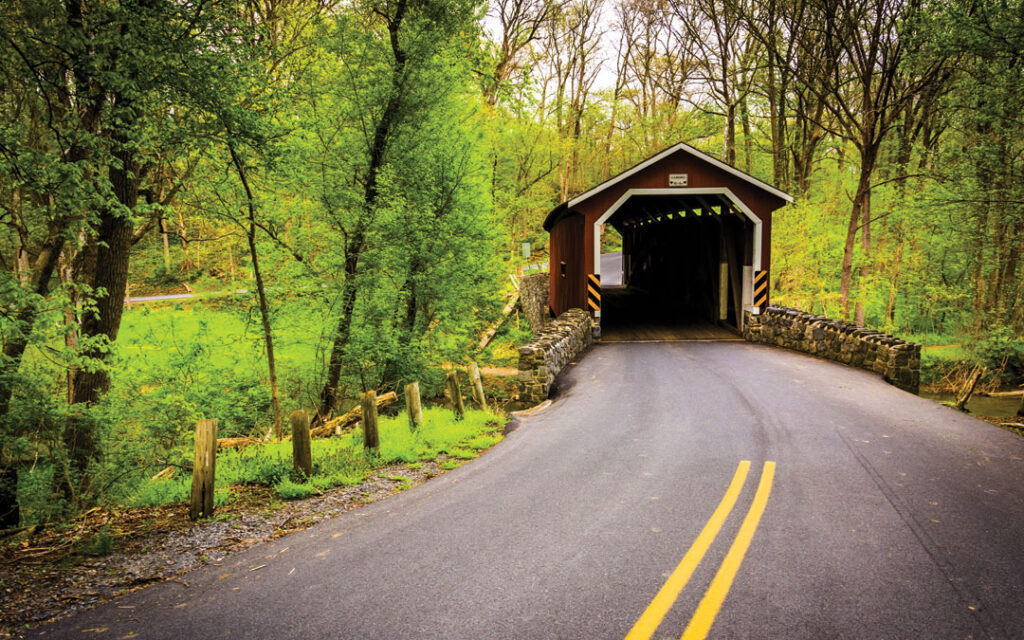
xmin=954 ymin=366 xmax=984 ymax=412
xmin=0 ymin=524 xmax=37 ymax=540
xmin=216 ymin=437 xmax=261 ymax=450
xmin=477 ymin=292 xmax=520 ymax=351
xmin=979 ymin=389 xmax=1024 ymax=398
xmin=310 ymin=391 xmax=398 ymax=438
xmin=150 ymin=466 xmax=176 ymax=481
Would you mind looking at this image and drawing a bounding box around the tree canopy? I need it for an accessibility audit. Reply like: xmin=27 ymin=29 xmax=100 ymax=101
xmin=0 ymin=0 xmax=1021 ymax=519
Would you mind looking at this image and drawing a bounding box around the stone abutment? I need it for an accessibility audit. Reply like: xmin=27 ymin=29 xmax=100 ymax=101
xmin=743 ymin=306 xmax=921 ymax=394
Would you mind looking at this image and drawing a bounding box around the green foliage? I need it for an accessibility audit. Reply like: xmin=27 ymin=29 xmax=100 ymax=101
xmin=969 ymin=328 xmax=1024 ymax=383
xmin=16 ymin=464 xmax=68 ymax=526
xmin=116 ymin=407 xmax=502 ymax=505
xmin=5 ymin=0 xmax=1024 ymax=525
xmin=128 ymin=477 xmax=189 ymax=510
xmin=78 ymin=529 xmax=115 ymax=558
xmin=273 ymin=479 xmax=319 ymax=501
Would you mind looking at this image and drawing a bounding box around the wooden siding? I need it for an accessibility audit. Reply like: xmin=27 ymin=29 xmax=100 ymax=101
xmin=548 ymin=212 xmax=587 ymax=316
xmin=570 ymin=148 xmax=785 ymax=276
xmin=546 ymin=147 xmax=789 ymax=316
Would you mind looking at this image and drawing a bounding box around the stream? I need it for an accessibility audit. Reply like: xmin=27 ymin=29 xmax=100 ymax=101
xmin=920 ymin=392 xmax=1022 ymax=418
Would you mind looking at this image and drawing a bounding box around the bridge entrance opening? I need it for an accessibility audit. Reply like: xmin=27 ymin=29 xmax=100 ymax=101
xmin=598 ymin=193 xmax=754 ymax=341
xmin=543 ymin=142 xmax=792 ymax=341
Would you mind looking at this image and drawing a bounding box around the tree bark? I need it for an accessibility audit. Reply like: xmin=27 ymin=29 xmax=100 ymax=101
xmin=228 ymin=142 xmax=283 ymax=440
xmin=66 ymin=142 xmax=139 ymax=494
xmin=317 ymin=0 xmax=409 ymax=419
xmin=855 ymin=186 xmax=872 ymax=326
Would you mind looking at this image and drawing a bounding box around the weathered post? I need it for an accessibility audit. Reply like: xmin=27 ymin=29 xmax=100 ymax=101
xmin=189 ymin=419 xmax=217 ymax=520
xmin=446 ymin=371 xmax=465 ymax=420
xmin=468 ymin=362 xmax=487 ymax=410
xmin=361 ymin=390 xmax=380 ymax=450
xmin=291 ymin=410 xmax=312 ymax=477
xmin=404 ymin=382 xmax=423 ymax=431
xmin=1016 ymin=391 xmax=1024 ymax=418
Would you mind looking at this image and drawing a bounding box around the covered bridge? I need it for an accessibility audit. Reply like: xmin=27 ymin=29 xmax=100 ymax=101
xmin=544 ymin=142 xmax=792 ymax=340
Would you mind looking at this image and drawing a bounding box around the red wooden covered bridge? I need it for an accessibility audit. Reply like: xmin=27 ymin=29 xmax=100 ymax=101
xmin=544 ymin=142 xmax=792 ymax=340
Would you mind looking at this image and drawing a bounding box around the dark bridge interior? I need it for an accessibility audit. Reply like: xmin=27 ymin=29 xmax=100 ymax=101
xmin=601 ymin=194 xmax=751 ymax=342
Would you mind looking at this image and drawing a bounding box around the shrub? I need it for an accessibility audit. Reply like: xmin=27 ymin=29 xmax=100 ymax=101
xmin=274 ymin=479 xmax=318 ymax=500
xmin=128 ymin=477 xmax=189 ymax=508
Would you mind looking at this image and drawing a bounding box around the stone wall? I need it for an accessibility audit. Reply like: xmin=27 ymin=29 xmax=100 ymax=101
xmin=519 ymin=272 xmax=551 ymax=335
xmin=517 ymin=308 xmax=593 ymax=404
xmin=743 ymin=306 xmax=921 ymax=394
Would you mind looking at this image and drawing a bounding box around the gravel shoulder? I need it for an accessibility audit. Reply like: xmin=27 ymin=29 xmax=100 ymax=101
xmin=0 ymin=458 xmax=465 ymax=637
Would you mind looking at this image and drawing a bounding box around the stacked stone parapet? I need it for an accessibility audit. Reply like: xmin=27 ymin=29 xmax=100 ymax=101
xmin=743 ymin=306 xmax=921 ymax=394
xmin=519 ymin=272 xmax=551 ymax=335
xmin=517 ymin=308 xmax=593 ymax=404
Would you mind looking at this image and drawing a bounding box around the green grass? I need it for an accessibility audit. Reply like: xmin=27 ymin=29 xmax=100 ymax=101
xmin=920 ymin=344 xmax=971 ymax=387
xmin=113 ymin=302 xmax=325 ymax=438
xmin=128 ymin=407 xmax=503 ymax=507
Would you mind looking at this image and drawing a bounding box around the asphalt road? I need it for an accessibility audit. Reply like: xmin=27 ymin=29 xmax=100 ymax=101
xmin=602 ymin=252 xmax=623 ymax=286
xmin=26 ymin=342 xmax=1024 ymax=639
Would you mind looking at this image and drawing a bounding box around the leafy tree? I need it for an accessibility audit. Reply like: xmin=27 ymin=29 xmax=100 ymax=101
xmin=0 ymin=0 xmax=267 ymax=502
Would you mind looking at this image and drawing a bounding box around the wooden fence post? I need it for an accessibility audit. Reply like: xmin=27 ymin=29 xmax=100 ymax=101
xmin=446 ymin=371 xmax=465 ymax=421
xmin=404 ymin=382 xmax=423 ymax=431
xmin=468 ymin=362 xmax=487 ymax=410
xmin=189 ymin=419 xmax=217 ymax=520
xmin=361 ymin=390 xmax=380 ymax=450
xmin=291 ymin=410 xmax=312 ymax=477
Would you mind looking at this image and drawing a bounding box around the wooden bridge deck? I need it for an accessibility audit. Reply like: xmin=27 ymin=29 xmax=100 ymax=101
xmin=599 ymin=286 xmax=741 ymax=343
xmin=600 ymin=320 xmax=739 ymax=342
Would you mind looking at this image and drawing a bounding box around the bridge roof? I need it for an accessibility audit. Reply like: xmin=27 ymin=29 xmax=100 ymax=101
xmin=544 ymin=142 xmax=793 ymax=231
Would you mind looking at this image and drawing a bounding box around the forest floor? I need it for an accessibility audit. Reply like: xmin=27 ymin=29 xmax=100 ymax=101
xmin=979 ymin=415 xmax=1024 ymax=438
xmin=0 ymin=457 xmax=469 ymax=638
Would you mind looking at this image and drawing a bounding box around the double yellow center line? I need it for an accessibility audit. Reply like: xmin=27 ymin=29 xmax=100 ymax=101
xmin=625 ymin=460 xmax=776 ymax=640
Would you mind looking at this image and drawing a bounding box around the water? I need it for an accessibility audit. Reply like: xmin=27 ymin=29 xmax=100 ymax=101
xmin=920 ymin=392 xmax=1022 ymax=419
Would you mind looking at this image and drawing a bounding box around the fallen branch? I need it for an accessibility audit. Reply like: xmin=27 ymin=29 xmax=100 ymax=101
xmin=954 ymin=366 xmax=984 ymax=412
xmin=150 ymin=466 xmax=175 ymax=481
xmin=216 ymin=437 xmax=261 ymax=450
xmin=0 ymin=524 xmax=37 ymax=540
xmin=979 ymin=389 xmax=1024 ymax=398
xmin=310 ymin=391 xmax=398 ymax=438
xmin=477 ymin=292 xmax=520 ymax=351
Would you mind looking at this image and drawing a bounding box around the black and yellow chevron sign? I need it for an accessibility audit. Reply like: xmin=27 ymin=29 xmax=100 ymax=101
xmin=753 ymin=270 xmax=769 ymax=308
xmin=587 ymin=273 xmax=601 ymax=312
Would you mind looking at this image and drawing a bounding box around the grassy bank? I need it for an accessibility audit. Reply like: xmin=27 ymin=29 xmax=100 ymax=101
xmin=17 ymin=408 xmax=503 ymax=523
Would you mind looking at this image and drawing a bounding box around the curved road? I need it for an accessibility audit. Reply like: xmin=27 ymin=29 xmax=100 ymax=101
xmin=27 ymin=343 xmax=1024 ymax=639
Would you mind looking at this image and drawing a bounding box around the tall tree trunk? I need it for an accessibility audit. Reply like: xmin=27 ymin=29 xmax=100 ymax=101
xmin=740 ymin=96 xmax=753 ymax=172
xmin=318 ymin=0 xmax=409 ymax=419
xmin=229 ymin=142 xmax=283 ymax=440
xmin=767 ymin=62 xmax=786 ymax=188
xmin=840 ymin=166 xmax=872 ymax=321
xmin=854 ymin=187 xmax=871 ymax=326
xmin=724 ymin=102 xmax=737 ymax=165
xmin=59 ymin=243 xmax=80 ymax=403
xmin=160 ymin=218 xmax=172 ymax=271
xmin=66 ymin=142 xmax=139 ymax=492
xmin=971 ymin=198 xmax=990 ymax=332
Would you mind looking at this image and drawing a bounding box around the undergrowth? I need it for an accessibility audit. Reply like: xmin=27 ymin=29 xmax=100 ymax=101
xmin=119 ymin=407 xmax=502 ymax=508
